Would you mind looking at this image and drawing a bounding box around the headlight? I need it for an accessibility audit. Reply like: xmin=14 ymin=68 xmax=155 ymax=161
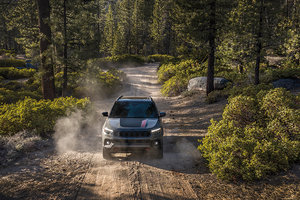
xmin=103 ymin=127 xmax=113 ymax=135
xmin=151 ymin=128 xmax=161 ymax=134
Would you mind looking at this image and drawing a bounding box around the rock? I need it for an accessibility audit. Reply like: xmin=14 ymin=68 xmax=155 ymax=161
xmin=188 ymin=77 xmax=229 ymax=91
xmin=214 ymin=77 xmax=230 ymax=90
xmin=272 ymin=78 xmax=300 ymax=90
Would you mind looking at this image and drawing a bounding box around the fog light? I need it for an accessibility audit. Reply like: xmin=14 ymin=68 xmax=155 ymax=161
xmin=105 ymin=140 xmax=111 ymax=145
xmin=154 ymin=141 xmax=159 ymax=146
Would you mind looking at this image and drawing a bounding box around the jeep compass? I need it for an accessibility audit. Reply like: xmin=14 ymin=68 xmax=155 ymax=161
xmin=101 ymin=96 xmax=166 ymax=159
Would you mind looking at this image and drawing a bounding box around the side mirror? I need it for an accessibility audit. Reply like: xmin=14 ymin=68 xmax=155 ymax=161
xmin=159 ymin=112 xmax=166 ymax=117
xmin=102 ymin=112 xmax=108 ymax=117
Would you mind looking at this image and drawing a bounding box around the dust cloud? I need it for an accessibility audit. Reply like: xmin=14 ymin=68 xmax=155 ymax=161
xmin=54 ymin=109 xmax=102 ymax=154
xmin=153 ymin=137 xmax=201 ymax=172
xmin=54 ymin=70 xmax=112 ymax=154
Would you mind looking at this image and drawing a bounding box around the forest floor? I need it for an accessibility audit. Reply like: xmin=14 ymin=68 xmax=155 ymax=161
xmin=0 ymin=64 xmax=300 ymax=200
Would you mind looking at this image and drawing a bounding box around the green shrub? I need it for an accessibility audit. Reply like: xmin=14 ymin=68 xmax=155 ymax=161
xmin=72 ymin=69 xmax=125 ymax=98
xmin=267 ymin=108 xmax=300 ymax=141
xmin=2 ymin=81 xmax=23 ymax=91
xmin=158 ymin=59 xmax=245 ymax=97
xmin=147 ymin=54 xmax=175 ymax=63
xmin=0 ymin=77 xmax=42 ymax=104
xmin=199 ymin=88 xmax=300 ymax=181
xmin=158 ymin=59 xmax=206 ymax=84
xmin=157 ymin=62 xmax=178 ymax=83
xmin=0 ymin=87 xmax=42 ymax=104
xmin=0 ymin=67 xmax=36 ymax=79
xmin=228 ymin=84 xmax=273 ymax=99
xmin=261 ymin=68 xmax=300 ymax=83
xmin=260 ymin=88 xmax=298 ymax=118
xmin=217 ymin=71 xmax=249 ymax=85
xmin=107 ymin=54 xmax=145 ymax=65
xmin=279 ymin=57 xmax=300 ymax=69
xmin=0 ymin=59 xmax=25 ymax=68
xmin=161 ymin=75 xmax=188 ymax=96
xmin=0 ymin=49 xmax=16 ymax=57
xmin=87 ymin=58 xmax=111 ymax=69
xmin=158 ymin=59 xmax=207 ymax=96
xmin=223 ymin=95 xmax=261 ymax=127
xmin=25 ymin=76 xmax=41 ymax=91
xmin=205 ymin=87 xmax=232 ymax=104
xmin=0 ymin=97 xmax=90 ymax=136
xmin=97 ymin=69 xmax=123 ymax=90
xmin=87 ymin=54 xmax=145 ymax=69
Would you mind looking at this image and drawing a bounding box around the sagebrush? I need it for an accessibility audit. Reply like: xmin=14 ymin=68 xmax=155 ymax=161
xmin=199 ymin=88 xmax=300 ymax=181
xmin=0 ymin=97 xmax=90 ymax=136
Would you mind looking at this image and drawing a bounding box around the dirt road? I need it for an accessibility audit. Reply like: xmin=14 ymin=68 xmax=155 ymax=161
xmin=1 ymin=64 xmax=299 ymax=200
xmin=76 ymin=64 xmax=203 ymax=199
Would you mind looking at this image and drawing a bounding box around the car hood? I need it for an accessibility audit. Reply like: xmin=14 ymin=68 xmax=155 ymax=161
xmin=108 ymin=118 xmax=158 ymax=129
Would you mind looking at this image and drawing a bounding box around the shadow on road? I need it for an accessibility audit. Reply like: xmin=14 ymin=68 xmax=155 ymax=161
xmin=105 ymin=135 xmax=209 ymax=175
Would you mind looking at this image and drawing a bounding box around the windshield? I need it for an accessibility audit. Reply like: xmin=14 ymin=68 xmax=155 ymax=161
xmin=110 ymin=101 xmax=158 ymax=118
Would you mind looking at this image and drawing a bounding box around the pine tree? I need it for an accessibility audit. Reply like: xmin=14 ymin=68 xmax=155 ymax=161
xmin=102 ymin=4 xmax=116 ymax=56
xmin=62 ymin=0 xmax=68 ymax=96
xmin=113 ymin=0 xmax=134 ymax=55
xmin=131 ymin=0 xmax=154 ymax=55
xmin=278 ymin=0 xmax=299 ymax=65
xmin=36 ymin=0 xmax=56 ymax=100
xmin=207 ymin=0 xmax=216 ymax=94
xmin=173 ymin=0 xmax=234 ymax=94
xmin=219 ymin=0 xmax=284 ymax=83
xmin=0 ymin=1 xmax=20 ymax=51
xmin=151 ymin=0 xmax=174 ymax=54
xmin=131 ymin=0 xmax=144 ymax=54
xmin=5 ymin=0 xmax=40 ymax=57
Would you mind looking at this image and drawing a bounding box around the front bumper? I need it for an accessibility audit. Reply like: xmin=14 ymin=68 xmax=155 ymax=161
xmin=102 ymin=131 xmax=163 ymax=152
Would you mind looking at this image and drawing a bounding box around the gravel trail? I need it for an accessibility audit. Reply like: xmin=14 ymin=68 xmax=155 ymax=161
xmin=76 ymin=63 xmax=201 ymax=199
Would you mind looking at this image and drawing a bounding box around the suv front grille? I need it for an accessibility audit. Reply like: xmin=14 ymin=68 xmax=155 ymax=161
xmin=119 ymin=131 xmax=150 ymax=138
xmin=114 ymin=139 xmax=150 ymax=145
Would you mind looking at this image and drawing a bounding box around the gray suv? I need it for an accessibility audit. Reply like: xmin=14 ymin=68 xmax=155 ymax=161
xmin=101 ymin=96 xmax=166 ymax=159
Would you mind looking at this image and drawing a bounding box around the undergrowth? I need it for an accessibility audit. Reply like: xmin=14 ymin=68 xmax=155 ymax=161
xmin=0 ymin=97 xmax=90 ymax=136
xmin=199 ymin=88 xmax=300 ymax=181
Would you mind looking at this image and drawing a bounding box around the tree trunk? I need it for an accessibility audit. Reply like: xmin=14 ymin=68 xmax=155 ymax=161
xmin=36 ymin=0 xmax=55 ymax=100
xmin=206 ymin=0 xmax=216 ymax=96
xmin=239 ymin=65 xmax=244 ymax=74
xmin=62 ymin=0 xmax=68 ymax=97
xmin=255 ymin=0 xmax=264 ymax=85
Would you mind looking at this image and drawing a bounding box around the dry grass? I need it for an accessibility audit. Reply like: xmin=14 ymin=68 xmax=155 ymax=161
xmin=0 ymin=132 xmax=50 ymax=168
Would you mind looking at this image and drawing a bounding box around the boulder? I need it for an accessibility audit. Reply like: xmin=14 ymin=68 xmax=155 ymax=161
xmin=272 ymin=78 xmax=300 ymax=90
xmin=188 ymin=77 xmax=229 ymax=91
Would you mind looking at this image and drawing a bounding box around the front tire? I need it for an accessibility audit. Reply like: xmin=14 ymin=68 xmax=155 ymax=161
xmin=103 ymin=148 xmax=111 ymax=159
xmin=153 ymin=143 xmax=163 ymax=159
xmin=154 ymin=148 xmax=163 ymax=159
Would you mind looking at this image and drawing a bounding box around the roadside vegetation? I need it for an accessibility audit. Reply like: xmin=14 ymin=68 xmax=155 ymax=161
xmin=199 ymin=88 xmax=300 ymax=181
xmin=0 ymin=0 xmax=299 ymax=193
xmin=0 ymin=97 xmax=90 ymax=136
xmin=0 ymin=53 xmax=174 ymax=142
xmin=158 ymin=58 xmax=300 ymax=98
xmin=157 ymin=56 xmax=300 ymax=182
